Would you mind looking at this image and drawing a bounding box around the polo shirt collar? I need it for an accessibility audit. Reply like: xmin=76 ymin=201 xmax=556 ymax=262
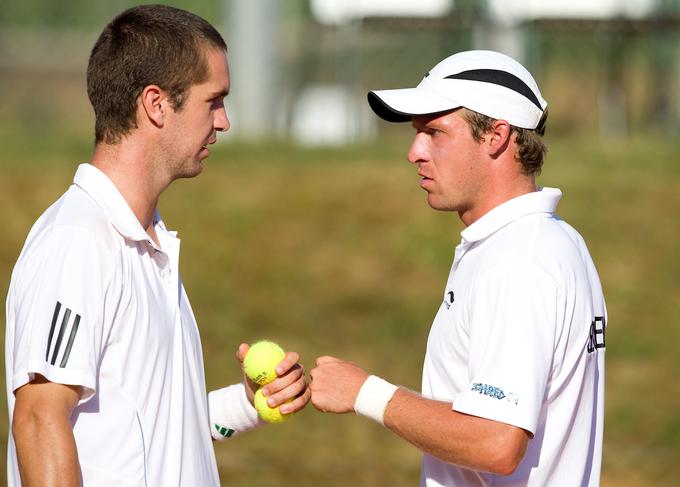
xmin=460 ymin=187 xmax=562 ymax=245
xmin=73 ymin=163 xmax=161 ymax=246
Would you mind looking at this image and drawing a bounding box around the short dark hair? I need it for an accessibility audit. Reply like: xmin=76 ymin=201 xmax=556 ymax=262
xmin=87 ymin=4 xmax=227 ymax=144
xmin=462 ymin=108 xmax=548 ymax=176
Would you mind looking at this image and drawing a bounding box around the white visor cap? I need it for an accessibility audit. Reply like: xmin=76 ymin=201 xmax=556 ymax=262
xmin=368 ymin=50 xmax=548 ymax=129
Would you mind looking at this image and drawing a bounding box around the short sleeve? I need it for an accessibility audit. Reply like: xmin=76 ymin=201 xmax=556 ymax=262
xmin=9 ymin=225 xmax=114 ymax=404
xmin=452 ymin=262 xmax=560 ymax=434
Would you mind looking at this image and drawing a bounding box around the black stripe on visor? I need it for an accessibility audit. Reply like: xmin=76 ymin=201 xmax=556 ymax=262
xmin=445 ymin=69 xmax=543 ymax=111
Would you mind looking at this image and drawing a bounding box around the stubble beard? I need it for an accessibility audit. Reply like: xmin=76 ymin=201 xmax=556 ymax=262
xmin=171 ymin=158 xmax=204 ymax=181
xmin=426 ymin=191 xmax=459 ymax=213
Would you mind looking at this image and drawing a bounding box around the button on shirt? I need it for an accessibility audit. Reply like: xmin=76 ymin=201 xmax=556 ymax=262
xmin=5 ymin=164 xmax=221 ymax=486
xmin=421 ymin=188 xmax=606 ymax=487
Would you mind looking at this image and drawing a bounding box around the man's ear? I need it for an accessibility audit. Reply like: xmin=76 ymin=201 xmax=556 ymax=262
xmin=485 ymin=119 xmax=512 ymax=158
xmin=139 ymin=85 xmax=170 ymax=128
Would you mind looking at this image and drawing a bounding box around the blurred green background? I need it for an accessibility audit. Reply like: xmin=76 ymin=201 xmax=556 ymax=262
xmin=1 ymin=1 xmax=679 ymax=486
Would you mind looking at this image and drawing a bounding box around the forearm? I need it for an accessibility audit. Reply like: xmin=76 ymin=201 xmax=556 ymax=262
xmin=384 ymin=388 xmax=527 ymax=475
xmin=310 ymin=357 xmax=528 ymax=475
xmin=13 ymin=412 xmax=80 ymax=486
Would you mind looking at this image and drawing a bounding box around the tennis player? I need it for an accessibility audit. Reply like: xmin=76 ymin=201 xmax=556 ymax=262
xmin=310 ymin=50 xmax=607 ymax=486
xmin=5 ymin=5 xmax=309 ymax=486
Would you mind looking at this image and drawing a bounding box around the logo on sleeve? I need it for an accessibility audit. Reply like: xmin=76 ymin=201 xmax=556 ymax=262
xmin=45 ymin=301 xmax=81 ymax=367
xmin=471 ymin=383 xmax=519 ymax=405
xmin=587 ymin=316 xmax=606 ymax=353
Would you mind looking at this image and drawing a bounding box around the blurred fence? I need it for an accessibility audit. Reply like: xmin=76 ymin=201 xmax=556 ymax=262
xmin=0 ymin=0 xmax=679 ymax=145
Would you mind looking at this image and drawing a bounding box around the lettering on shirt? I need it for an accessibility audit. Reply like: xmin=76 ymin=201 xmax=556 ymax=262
xmin=587 ymin=316 xmax=606 ymax=353
xmin=471 ymin=383 xmax=519 ymax=405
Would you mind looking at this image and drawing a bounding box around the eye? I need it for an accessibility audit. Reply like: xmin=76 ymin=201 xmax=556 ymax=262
xmin=210 ymin=97 xmax=225 ymax=110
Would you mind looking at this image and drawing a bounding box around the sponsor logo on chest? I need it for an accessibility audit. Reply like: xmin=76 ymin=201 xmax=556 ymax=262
xmin=443 ymin=290 xmax=455 ymax=309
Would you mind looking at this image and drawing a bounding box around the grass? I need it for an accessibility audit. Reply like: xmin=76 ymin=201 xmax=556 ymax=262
xmin=1 ymin=132 xmax=679 ymax=486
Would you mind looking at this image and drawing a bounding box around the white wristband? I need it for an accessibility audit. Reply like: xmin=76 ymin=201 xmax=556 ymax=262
xmin=354 ymin=375 xmax=398 ymax=426
xmin=208 ymin=383 xmax=264 ymax=441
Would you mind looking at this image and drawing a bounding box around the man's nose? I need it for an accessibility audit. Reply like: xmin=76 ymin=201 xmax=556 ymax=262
xmin=215 ymin=106 xmax=230 ymax=132
xmin=407 ymin=134 xmax=428 ymax=164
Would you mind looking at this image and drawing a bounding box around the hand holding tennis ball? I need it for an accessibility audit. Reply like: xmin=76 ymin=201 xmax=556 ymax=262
xmin=243 ymin=340 xmax=286 ymax=386
xmin=254 ymin=388 xmax=292 ymax=424
xmin=241 ymin=340 xmax=309 ymax=424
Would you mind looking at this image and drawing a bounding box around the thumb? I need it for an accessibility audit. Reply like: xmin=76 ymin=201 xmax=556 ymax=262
xmin=236 ymin=343 xmax=250 ymax=364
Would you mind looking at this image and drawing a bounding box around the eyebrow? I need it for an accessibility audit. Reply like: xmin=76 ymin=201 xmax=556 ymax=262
xmin=412 ymin=115 xmax=439 ymax=130
xmin=412 ymin=108 xmax=461 ymax=129
xmin=209 ymin=89 xmax=230 ymax=99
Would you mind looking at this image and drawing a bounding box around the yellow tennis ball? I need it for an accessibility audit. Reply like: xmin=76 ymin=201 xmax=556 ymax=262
xmin=243 ymin=340 xmax=286 ymax=385
xmin=254 ymin=388 xmax=291 ymax=424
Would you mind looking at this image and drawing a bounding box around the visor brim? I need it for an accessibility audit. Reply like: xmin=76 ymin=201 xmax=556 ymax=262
xmin=367 ymin=88 xmax=461 ymax=123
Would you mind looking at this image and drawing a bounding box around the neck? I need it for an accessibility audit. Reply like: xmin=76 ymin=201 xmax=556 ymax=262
xmin=460 ymin=173 xmax=537 ymax=227
xmin=90 ymin=139 xmax=168 ymax=237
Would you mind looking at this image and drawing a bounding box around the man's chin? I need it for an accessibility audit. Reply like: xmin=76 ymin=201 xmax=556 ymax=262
xmin=174 ymin=161 xmax=204 ymax=181
xmin=427 ymin=194 xmax=456 ymax=212
xmin=192 ymin=161 xmax=205 ymax=177
xmin=426 ymin=194 xmax=444 ymax=211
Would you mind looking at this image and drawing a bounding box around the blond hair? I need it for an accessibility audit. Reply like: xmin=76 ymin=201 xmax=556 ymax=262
xmin=462 ymin=108 xmax=548 ymax=176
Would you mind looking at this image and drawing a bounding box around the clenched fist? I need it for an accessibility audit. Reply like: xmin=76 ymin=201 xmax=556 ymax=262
xmin=309 ymin=356 xmax=369 ymax=414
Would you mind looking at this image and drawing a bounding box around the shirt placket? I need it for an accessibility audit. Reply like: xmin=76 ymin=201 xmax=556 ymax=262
xmin=155 ymin=237 xmax=181 ymax=308
xmin=447 ymin=241 xmax=471 ymax=286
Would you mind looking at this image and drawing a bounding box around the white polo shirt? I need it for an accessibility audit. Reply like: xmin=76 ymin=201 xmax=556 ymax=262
xmin=5 ymin=163 xmax=230 ymax=486
xmin=420 ymin=188 xmax=606 ymax=486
